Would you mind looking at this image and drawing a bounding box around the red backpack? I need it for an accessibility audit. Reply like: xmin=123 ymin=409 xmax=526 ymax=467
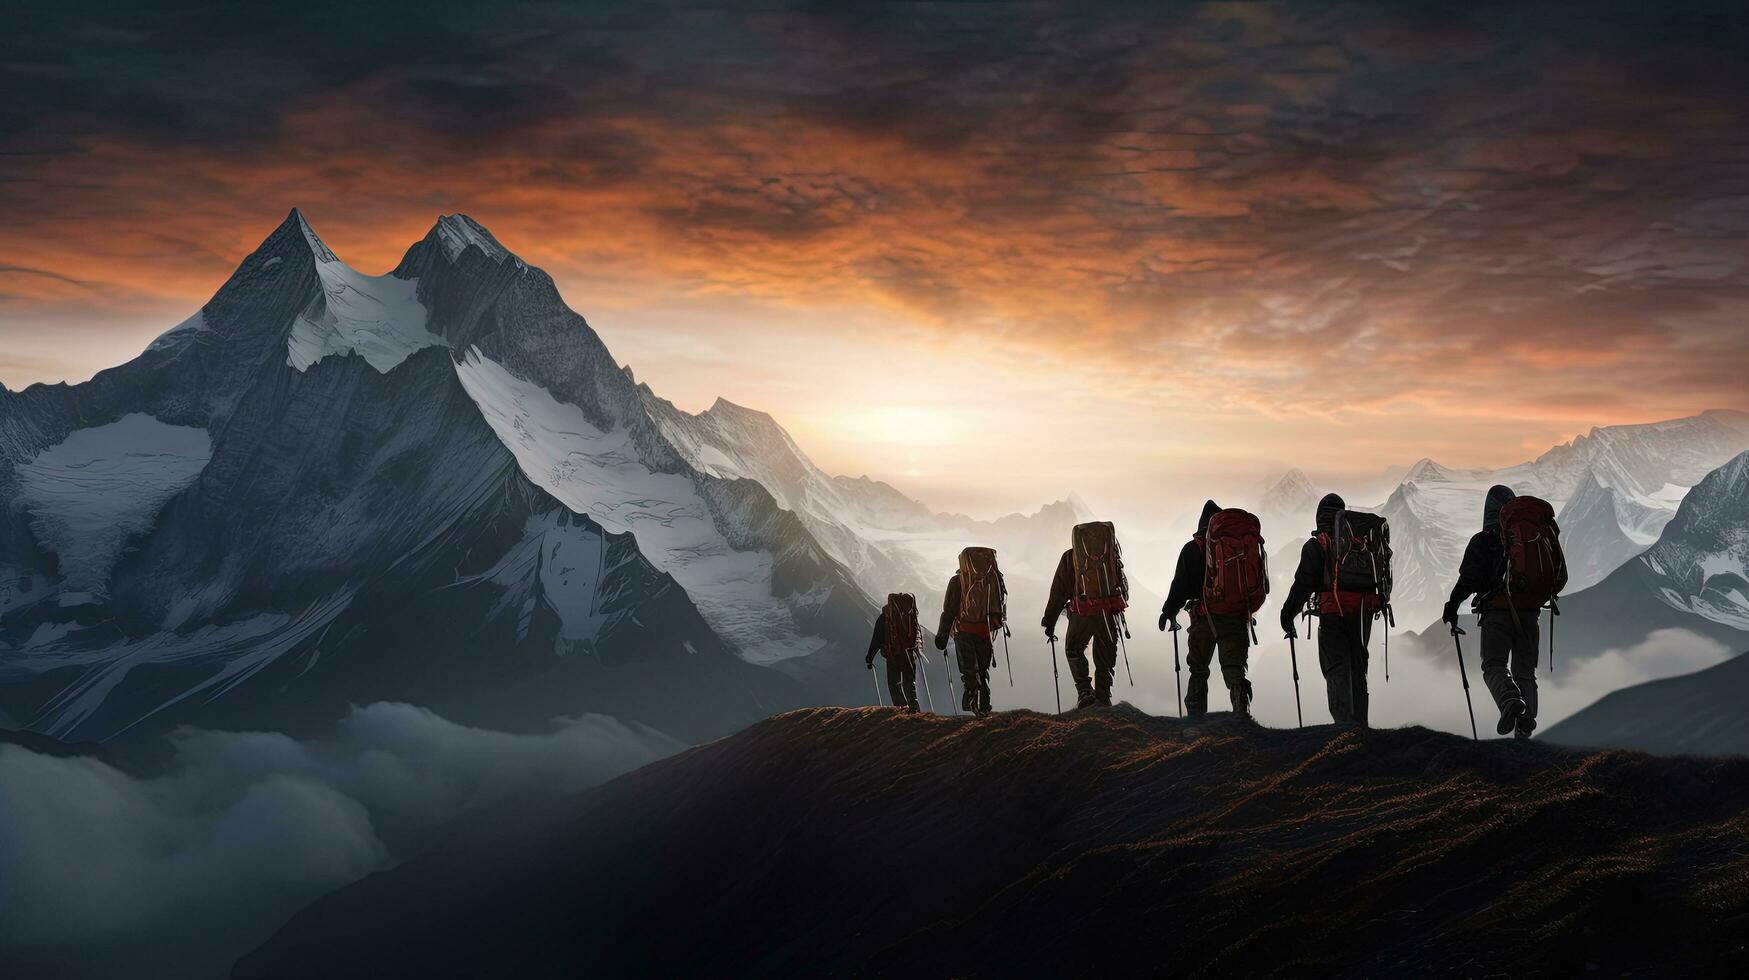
xmin=1492 ymin=497 xmax=1567 ymax=609
xmin=882 ymin=593 xmax=920 ymax=659
xmin=1200 ymin=509 xmax=1268 ymax=616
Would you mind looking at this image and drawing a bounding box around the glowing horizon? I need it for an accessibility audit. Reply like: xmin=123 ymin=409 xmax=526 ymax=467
xmin=3 ymin=2 xmax=1746 ymax=519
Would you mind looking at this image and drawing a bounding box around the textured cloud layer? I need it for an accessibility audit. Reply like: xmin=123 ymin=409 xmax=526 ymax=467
xmin=3 ymin=1 xmax=1746 ymax=503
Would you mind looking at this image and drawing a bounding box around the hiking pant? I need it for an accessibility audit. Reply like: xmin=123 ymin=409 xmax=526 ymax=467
xmin=954 ymin=633 xmax=994 ymax=712
xmin=1317 ymin=611 xmax=1372 ymax=726
xmin=1479 ymin=609 xmax=1540 ymax=726
xmin=885 ymin=654 xmax=919 ymax=710
xmin=1064 ymin=612 xmax=1120 ymax=700
xmin=1186 ymin=610 xmax=1251 ymax=715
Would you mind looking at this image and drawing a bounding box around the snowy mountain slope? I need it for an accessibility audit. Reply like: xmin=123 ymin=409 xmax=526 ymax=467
xmin=13 ymin=413 xmax=212 ymax=605
xmin=1400 ymin=450 xmax=1749 ymax=676
xmin=0 ymin=211 xmax=867 ymax=744
xmin=1634 ymin=451 xmax=1749 ymax=630
xmin=639 ymin=384 xmax=1113 ymax=610
xmin=1353 ymin=413 xmax=1749 ymax=628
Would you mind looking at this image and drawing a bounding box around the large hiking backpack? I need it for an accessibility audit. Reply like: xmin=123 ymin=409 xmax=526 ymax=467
xmin=882 ymin=593 xmax=920 ymax=659
xmin=1200 ymin=509 xmax=1268 ymax=616
xmin=1069 ymin=521 xmax=1128 ymax=616
xmin=1316 ymin=510 xmax=1391 ymax=616
xmin=1492 ymin=496 xmax=1567 ymax=609
xmin=955 ymin=547 xmax=1007 ymax=634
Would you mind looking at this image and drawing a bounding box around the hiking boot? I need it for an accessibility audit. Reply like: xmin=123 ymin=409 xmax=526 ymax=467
xmin=1075 ymin=691 xmax=1098 ymax=710
xmin=1496 ymin=697 xmax=1525 ymax=736
xmin=1095 ymin=692 xmax=1112 ymax=707
xmin=905 ymin=702 xmax=921 ymax=714
xmin=1515 ymin=716 xmax=1536 ymax=740
xmin=1186 ymin=706 xmax=1208 ymax=719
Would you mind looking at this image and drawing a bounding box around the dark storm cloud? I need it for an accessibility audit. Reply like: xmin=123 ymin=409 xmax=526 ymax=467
xmin=2 ymin=0 xmax=1747 ymax=419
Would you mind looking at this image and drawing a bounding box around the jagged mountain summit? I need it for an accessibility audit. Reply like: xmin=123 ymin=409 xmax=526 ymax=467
xmin=0 ymin=210 xmax=892 ymax=743
xmin=1403 ymin=449 xmax=1749 ymax=676
xmin=1352 ymin=412 xmax=1749 ymax=628
xmin=236 ymin=705 xmax=1749 ymax=978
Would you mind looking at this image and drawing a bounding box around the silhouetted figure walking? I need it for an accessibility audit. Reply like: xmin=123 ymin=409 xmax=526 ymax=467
xmin=867 ymin=593 xmax=922 ymax=712
xmin=937 ymin=547 xmax=1006 ymax=717
xmin=1444 ymin=485 xmax=1567 ymax=739
xmin=1159 ymin=500 xmax=1261 ymax=718
xmin=1043 ymin=523 xmax=1129 ymax=709
xmin=1281 ymin=493 xmax=1388 ymax=726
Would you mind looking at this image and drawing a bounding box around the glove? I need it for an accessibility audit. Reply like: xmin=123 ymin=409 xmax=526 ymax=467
xmin=1044 ymin=626 xmax=1057 ymax=643
xmin=865 ymin=659 xmax=874 ymax=670
xmin=1442 ymin=600 xmax=1460 ymax=626
xmin=1280 ymin=609 xmax=1297 ymax=638
xmin=933 ymin=634 xmax=948 ymax=652
xmin=1157 ymin=610 xmax=1169 ymax=632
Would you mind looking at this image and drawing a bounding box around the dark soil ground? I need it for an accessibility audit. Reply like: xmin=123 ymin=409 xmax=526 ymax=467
xmin=237 ymin=705 xmax=1749 ymax=978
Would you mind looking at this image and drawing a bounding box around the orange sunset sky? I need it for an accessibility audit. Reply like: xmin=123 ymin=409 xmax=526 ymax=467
xmin=3 ymin=1 xmax=1747 ymax=518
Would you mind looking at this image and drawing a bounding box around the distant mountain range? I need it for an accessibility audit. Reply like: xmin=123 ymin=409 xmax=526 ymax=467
xmin=1398 ymin=450 xmax=1749 ymax=705
xmin=0 ymin=213 xmax=1089 ymax=745
xmin=1252 ymin=411 xmax=1749 ymax=630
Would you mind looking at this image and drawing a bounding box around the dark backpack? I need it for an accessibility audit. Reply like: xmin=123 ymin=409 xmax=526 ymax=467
xmin=1069 ymin=522 xmax=1128 ymax=615
xmin=1200 ymin=509 xmax=1268 ymax=616
xmin=882 ymin=593 xmax=920 ymax=659
xmin=955 ymin=547 xmax=1006 ymax=633
xmin=1493 ymin=496 xmax=1567 ymax=609
xmin=1316 ymin=510 xmax=1391 ymax=615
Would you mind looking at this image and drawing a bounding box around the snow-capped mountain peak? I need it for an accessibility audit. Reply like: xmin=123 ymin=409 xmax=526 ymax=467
xmin=1260 ymin=468 xmax=1319 ymax=521
xmin=1404 ymin=457 xmax=1456 ymax=483
xmin=1633 ymin=450 xmax=1749 ymax=629
xmin=432 ymin=213 xmax=520 ymax=267
xmin=283 ymin=211 xmax=445 ymax=374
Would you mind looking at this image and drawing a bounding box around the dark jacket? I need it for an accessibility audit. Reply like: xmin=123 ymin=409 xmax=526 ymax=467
xmin=1448 ymin=485 xmax=1516 ymax=612
xmin=865 ymin=612 xmax=886 ymax=664
xmin=1161 ymin=500 xmax=1221 ymax=623
xmin=1042 ymin=549 xmax=1074 ymax=629
xmin=938 ymin=573 xmax=962 ymax=638
xmin=1280 ymin=492 xmax=1345 ymax=632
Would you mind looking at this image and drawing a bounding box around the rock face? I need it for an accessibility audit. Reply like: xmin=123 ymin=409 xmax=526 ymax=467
xmin=237 ymin=705 xmax=1749 ymax=978
xmin=0 ymin=211 xmax=880 ymax=744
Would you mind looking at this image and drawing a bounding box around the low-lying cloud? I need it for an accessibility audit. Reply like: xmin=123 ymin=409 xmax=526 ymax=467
xmin=0 ymin=703 xmax=682 ymax=947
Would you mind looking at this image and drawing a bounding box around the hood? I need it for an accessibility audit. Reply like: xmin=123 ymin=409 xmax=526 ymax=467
xmin=1197 ymin=500 xmax=1221 ymax=535
xmin=1315 ymin=492 xmax=1346 ymax=535
xmin=1483 ymin=484 xmax=1516 ymax=530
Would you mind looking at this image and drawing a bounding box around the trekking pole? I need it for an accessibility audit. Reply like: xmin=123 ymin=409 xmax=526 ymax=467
xmin=1002 ymin=626 xmax=1014 ymax=687
xmin=943 ymin=639 xmax=958 ymax=715
xmin=916 ymin=651 xmax=936 ymax=713
xmin=1548 ymin=599 xmax=1559 ymax=673
xmin=1286 ymin=633 xmax=1303 ymax=728
xmin=1451 ymin=623 xmax=1478 ymax=741
xmin=872 ymin=661 xmax=885 ymax=706
xmin=1108 ymin=612 xmax=1135 ymax=687
xmin=1047 ymin=633 xmax=1062 ymax=714
xmin=1383 ymin=603 xmax=1396 ymax=683
xmin=1170 ymin=622 xmax=1183 ymax=718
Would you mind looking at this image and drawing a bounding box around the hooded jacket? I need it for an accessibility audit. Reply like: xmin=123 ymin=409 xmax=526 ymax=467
xmin=1160 ymin=500 xmax=1222 ymax=623
xmin=1448 ymin=485 xmax=1516 ymax=612
xmin=1280 ymin=493 xmax=1346 ymax=630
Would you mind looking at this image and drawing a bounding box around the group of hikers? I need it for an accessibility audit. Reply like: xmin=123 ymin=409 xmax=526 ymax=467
xmin=865 ymin=485 xmax=1568 ymax=740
